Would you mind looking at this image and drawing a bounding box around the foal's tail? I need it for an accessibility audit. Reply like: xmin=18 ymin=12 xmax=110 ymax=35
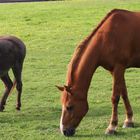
xmin=9 ymin=79 xmax=17 ymax=95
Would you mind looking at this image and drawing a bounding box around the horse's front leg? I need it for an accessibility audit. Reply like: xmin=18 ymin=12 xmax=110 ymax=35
xmin=105 ymin=65 xmax=124 ymax=135
xmin=105 ymin=88 xmax=120 ymax=135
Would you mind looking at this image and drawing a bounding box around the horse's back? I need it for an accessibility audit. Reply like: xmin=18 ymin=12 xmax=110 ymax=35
xmin=97 ymin=9 xmax=140 ymax=69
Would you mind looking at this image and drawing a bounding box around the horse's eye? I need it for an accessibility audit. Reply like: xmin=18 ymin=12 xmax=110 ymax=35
xmin=66 ymin=106 xmax=74 ymax=111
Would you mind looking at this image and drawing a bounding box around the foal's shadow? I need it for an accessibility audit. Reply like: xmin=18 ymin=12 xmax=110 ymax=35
xmin=0 ymin=106 xmax=61 ymax=124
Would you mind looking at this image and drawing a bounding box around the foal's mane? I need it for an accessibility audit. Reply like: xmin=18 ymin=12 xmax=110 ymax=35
xmin=67 ymin=9 xmax=124 ymax=86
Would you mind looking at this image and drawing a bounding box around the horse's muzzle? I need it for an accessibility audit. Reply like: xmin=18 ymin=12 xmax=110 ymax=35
xmin=63 ymin=128 xmax=75 ymax=137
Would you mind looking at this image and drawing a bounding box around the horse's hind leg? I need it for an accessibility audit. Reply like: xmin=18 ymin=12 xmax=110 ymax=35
xmin=121 ymin=83 xmax=134 ymax=128
xmin=0 ymin=74 xmax=13 ymax=111
xmin=12 ymin=61 xmax=23 ymax=110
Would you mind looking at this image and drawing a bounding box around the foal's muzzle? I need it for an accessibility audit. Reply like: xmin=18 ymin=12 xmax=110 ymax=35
xmin=63 ymin=128 xmax=75 ymax=137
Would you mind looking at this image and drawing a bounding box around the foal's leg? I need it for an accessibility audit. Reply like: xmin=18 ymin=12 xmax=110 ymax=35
xmin=106 ymin=65 xmax=125 ymax=135
xmin=12 ymin=62 xmax=23 ymax=110
xmin=0 ymin=74 xmax=13 ymax=111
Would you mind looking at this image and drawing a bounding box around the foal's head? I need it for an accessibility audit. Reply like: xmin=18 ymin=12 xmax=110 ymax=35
xmin=57 ymin=85 xmax=88 ymax=136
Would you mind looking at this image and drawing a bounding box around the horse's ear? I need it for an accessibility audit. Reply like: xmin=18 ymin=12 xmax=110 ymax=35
xmin=64 ymin=85 xmax=72 ymax=94
xmin=55 ymin=85 xmax=64 ymax=91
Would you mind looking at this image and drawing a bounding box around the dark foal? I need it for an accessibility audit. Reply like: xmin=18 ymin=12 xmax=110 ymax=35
xmin=0 ymin=36 xmax=26 ymax=111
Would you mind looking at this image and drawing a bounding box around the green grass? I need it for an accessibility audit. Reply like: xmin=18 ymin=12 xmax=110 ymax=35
xmin=0 ymin=0 xmax=140 ymax=140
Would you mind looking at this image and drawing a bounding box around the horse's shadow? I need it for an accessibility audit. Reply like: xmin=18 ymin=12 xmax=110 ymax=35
xmin=74 ymin=122 xmax=140 ymax=138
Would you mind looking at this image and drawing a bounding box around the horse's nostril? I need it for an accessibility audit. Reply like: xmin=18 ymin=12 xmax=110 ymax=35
xmin=63 ymin=128 xmax=75 ymax=137
xmin=69 ymin=128 xmax=75 ymax=136
xmin=63 ymin=130 xmax=67 ymax=136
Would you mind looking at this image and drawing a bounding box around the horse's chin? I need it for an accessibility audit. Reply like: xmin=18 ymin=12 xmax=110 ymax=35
xmin=62 ymin=128 xmax=76 ymax=137
xmin=60 ymin=123 xmax=76 ymax=136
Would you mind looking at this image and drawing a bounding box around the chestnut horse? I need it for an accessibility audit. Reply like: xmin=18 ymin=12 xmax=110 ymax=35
xmin=0 ymin=36 xmax=26 ymax=111
xmin=57 ymin=9 xmax=140 ymax=136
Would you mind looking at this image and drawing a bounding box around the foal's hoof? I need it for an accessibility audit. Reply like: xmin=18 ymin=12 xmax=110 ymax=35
xmin=123 ymin=122 xmax=134 ymax=128
xmin=0 ymin=106 xmax=4 ymax=112
xmin=105 ymin=129 xmax=117 ymax=135
xmin=16 ymin=107 xmax=21 ymax=111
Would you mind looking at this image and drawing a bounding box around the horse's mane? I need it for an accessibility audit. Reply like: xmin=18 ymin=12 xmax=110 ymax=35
xmin=67 ymin=9 xmax=126 ymax=86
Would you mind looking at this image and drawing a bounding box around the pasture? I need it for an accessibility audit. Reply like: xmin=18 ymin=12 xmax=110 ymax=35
xmin=0 ymin=0 xmax=140 ymax=139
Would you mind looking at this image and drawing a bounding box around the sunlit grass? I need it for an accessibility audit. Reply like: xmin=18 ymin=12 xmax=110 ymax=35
xmin=0 ymin=0 xmax=139 ymax=139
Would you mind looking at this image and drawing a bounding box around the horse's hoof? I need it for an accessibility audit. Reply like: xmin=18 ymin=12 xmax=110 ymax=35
xmin=105 ymin=129 xmax=117 ymax=135
xmin=123 ymin=122 xmax=134 ymax=128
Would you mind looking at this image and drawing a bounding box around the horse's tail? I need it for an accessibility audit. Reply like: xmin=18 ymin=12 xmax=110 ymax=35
xmin=9 ymin=79 xmax=17 ymax=95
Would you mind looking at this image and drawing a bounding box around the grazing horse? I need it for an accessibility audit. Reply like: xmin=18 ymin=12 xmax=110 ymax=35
xmin=0 ymin=36 xmax=26 ymax=111
xmin=56 ymin=9 xmax=140 ymax=136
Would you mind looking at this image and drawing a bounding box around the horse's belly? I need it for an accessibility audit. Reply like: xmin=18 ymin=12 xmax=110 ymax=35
xmin=128 ymin=54 xmax=140 ymax=68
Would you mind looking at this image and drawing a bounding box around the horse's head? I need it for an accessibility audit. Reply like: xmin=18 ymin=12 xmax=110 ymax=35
xmin=56 ymin=85 xmax=88 ymax=137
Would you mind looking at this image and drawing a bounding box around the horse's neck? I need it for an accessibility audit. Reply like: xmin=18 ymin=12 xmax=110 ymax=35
xmin=68 ymin=37 xmax=99 ymax=98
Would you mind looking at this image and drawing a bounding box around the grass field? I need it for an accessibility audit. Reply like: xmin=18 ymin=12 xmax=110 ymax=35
xmin=0 ymin=0 xmax=140 ymax=140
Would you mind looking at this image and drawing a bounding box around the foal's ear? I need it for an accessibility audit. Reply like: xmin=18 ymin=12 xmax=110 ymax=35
xmin=55 ymin=85 xmax=64 ymax=91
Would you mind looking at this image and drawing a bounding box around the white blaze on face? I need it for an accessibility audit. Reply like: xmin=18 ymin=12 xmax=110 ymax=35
xmin=60 ymin=105 xmax=65 ymax=134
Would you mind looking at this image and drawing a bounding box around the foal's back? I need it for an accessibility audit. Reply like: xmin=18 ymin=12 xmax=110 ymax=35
xmin=0 ymin=36 xmax=26 ymax=75
xmin=0 ymin=36 xmax=26 ymax=111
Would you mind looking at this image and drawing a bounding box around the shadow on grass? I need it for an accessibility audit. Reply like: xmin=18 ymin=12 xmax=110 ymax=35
xmin=0 ymin=104 xmax=139 ymax=138
xmin=0 ymin=106 xmax=61 ymax=124
xmin=74 ymin=129 xmax=140 ymax=138
xmin=133 ymin=122 xmax=140 ymax=128
xmin=0 ymin=104 xmax=111 ymax=125
xmin=74 ymin=134 xmax=94 ymax=138
xmin=74 ymin=132 xmax=125 ymax=138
